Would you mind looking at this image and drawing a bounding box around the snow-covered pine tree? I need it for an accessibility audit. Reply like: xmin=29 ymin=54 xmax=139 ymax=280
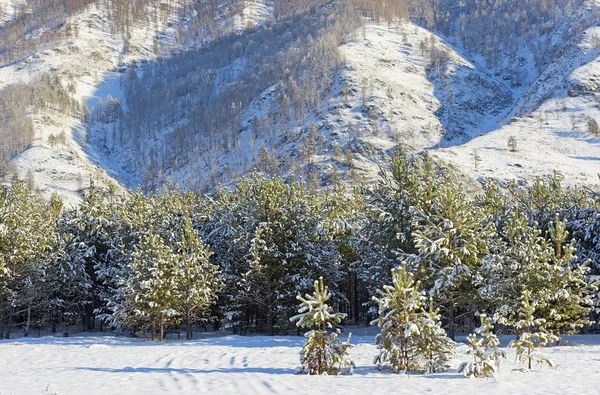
xmin=0 ymin=180 xmax=59 ymax=339
xmin=458 ymin=314 xmax=505 ymax=378
xmin=543 ymin=214 xmax=592 ymax=339
xmin=174 ymin=216 xmax=223 ymax=340
xmin=290 ymin=277 xmax=354 ymax=375
xmin=481 ymin=210 xmax=592 ymax=342
xmin=571 ymin=194 xmax=600 ymax=274
xmin=355 ymin=151 xmax=423 ymax=302
xmin=511 ymin=291 xmax=558 ymax=370
xmin=480 ymin=211 xmax=552 ymax=326
xmin=371 ymin=264 xmax=426 ymax=373
xmin=409 ymin=174 xmax=495 ymax=339
xmin=66 ymin=181 xmax=120 ymax=331
xmin=115 ymin=232 xmax=180 ymax=341
xmin=415 ymin=299 xmax=455 ymax=374
xmin=45 ymin=230 xmax=94 ymax=337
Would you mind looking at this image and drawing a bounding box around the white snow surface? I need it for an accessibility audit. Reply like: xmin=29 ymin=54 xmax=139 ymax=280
xmin=1 ymin=332 xmax=599 ymax=394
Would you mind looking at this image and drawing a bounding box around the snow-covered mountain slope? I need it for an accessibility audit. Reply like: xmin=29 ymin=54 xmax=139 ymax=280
xmin=1 ymin=0 xmax=599 ymax=202
xmin=433 ymin=24 xmax=600 ymax=186
xmin=0 ymin=0 xmax=274 ymax=205
xmin=0 ymin=0 xmax=24 ymax=25
xmin=185 ymin=19 xmax=596 ymax=190
xmin=95 ymin=20 xmax=518 ymax=191
xmin=0 ymin=2 xmax=177 ymax=204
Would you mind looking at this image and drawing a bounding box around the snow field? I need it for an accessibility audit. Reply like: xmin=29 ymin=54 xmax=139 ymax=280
xmin=1 ymin=333 xmax=600 ymax=395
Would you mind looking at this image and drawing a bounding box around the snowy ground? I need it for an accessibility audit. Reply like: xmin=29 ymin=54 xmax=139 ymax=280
xmin=1 ymin=331 xmax=599 ymax=395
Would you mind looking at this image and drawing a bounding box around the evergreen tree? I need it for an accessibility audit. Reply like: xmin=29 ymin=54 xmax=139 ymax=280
xmin=543 ymin=214 xmax=592 ymax=339
xmin=114 ymin=233 xmax=180 ymax=341
xmin=290 ymin=277 xmax=354 ymax=375
xmin=174 ymin=217 xmax=223 ymax=340
xmin=372 ymin=265 xmax=425 ymax=373
xmin=45 ymin=231 xmax=94 ymax=337
xmin=355 ymin=151 xmax=434 ymax=309
xmin=481 ymin=211 xmax=591 ymax=342
xmin=409 ymin=175 xmax=495 ymax=339
xmin=458 ymin=314 xmax=505 ymax=378
xmin=0 ymin=180 xmax=59 ymax=339
xmin=371 ymin=264 xmax=453 ymax=373
xmin=511 ymin=291 xmax=558 ymax=370
xmin=414 ymin=300 xmax=456 ymax=374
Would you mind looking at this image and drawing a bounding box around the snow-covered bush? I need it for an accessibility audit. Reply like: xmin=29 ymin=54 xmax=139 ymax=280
xmin=290 ymin=277 xmax=354 ymax=375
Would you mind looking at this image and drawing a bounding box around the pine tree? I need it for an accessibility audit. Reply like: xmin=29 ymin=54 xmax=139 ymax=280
xmin=371 ymin=264 xmax=433 ymax=373
xmin=415 ymin=300 xmax=456 ymax=374
xmin=458 ymin=314 xmax=505 ymax=377
xmin=510 ymin=291 xmax=558 ymax=370
xmin=290 ymin=277 xmax=354 ymax=375
xmin=410 ymin=175 xmax=494 ymax=339
xmin=543 ymin=214 xmax=592 ymax=339
xmin=355 ymin=151 xmax=426 ymax=306
xmin=174 ymin=216 xmax=223 ymax=340
xmin=117 ymin=233 xmax=180 ymax=341
xmin=481 ymin=211 xmax=592 ymax=342
xmin=0 ymin=180 xmax=59 ymax=339
xmin=507 ymin=136 xmax=517 ymax=152
xmin=46 ymin=231 xmax=94 ymax=337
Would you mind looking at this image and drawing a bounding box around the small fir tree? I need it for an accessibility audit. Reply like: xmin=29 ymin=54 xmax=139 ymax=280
xmin=458 ymin=314 xmax=505 ymax=377
xmin=510 ymin=291 xmax=558 ymax=370
xmin=290 ymin=277 xmax=354 ymax=375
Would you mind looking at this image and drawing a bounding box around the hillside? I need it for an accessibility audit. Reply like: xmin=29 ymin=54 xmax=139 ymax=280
xmin=0 ymin=0 xmax=599 ymax=203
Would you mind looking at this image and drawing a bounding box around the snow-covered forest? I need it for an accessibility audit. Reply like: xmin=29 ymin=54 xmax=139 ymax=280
xmin=1 ymin=151 xmax=599 ymax=342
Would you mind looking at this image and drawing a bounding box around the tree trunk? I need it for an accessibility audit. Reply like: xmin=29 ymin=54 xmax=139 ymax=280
xmin=186 ymin=319 xmax=192 ymax=341
xmin=5 ymin=307 xmax=13 ymax=339
xmin=24 ymin=305 xmax=31 ymax=337
xmin=160 ymin=314 xmax=165 ymax=342
xmin=353 ymin=272 xmax=360 ymax=324
xmin=446 ymin=301 xmax=455 ymax=340
xmin=267 ymin=308 xmax=274 ymax=336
